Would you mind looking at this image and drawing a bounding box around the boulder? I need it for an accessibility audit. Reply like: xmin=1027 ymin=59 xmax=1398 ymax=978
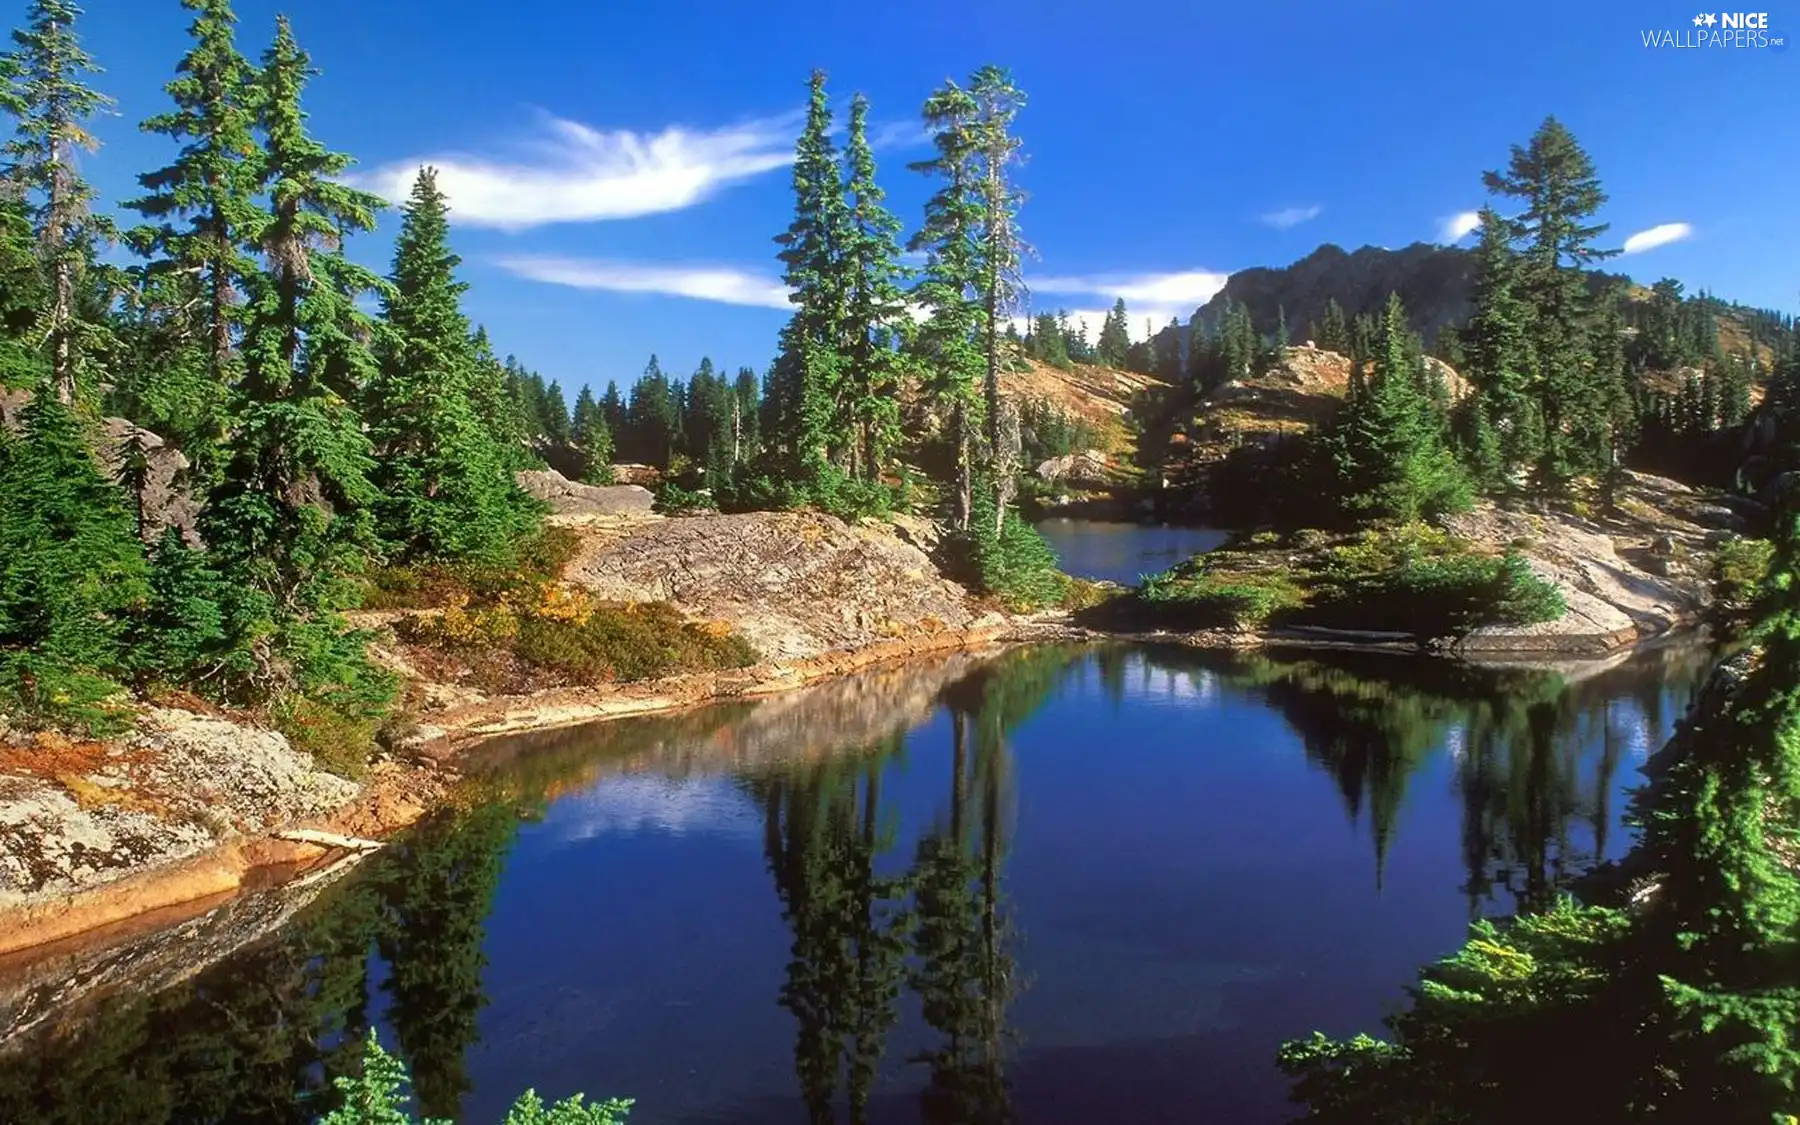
xmin=515 ymin=469 xmax=656 ymax=517
xmin=1034 ymin=448 xmax=1111 ymax=484
xmin=562 ymin=509 xmax=977 ymax=661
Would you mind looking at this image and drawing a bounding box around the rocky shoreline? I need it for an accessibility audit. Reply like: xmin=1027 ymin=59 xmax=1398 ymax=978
xmin=0 ymin=477 xmax=1732 ymax=981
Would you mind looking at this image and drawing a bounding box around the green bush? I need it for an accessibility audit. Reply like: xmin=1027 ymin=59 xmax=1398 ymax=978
xmin=513 ymin=603 xmax=758 ymax=684
xmin=1133 ymin=524 xmax=1564 ymax=637
xmin=1139 ymin=568 xmax=1304 ymax=629
xmin=959 ymin=491 xmax=1068 ymax=611
xmin=274 ymin=694 xmax=381 ymax=780
xmin=1711 ymin=535 xmax=1773 ymax=616
xmin=319 ymin=1029 xmax=630 ymax=1124
xmin=0 ymin=653 xmax=134 ymax=736
xmin=366 ymin=527 xmax=581 ymax=610
xmin=715 ymin=465 xmax=897 ymax=522
xmin=654 ymin=482 xmax=713 ymax=515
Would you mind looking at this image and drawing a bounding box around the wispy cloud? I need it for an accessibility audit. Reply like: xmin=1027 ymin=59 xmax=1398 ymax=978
xmin=1022 ymin=269 xmax=1230 ymax=336
xmin=1621 ymin=222 xmax=1693 ymax=255
xmin=1260 ymin=204 xmax=1322 ymax=230
xmin=357 ymin=111 xmax=800 ymax=231
xmin=496 ymin=255 xmax=792 ymax=309
xmin=1439 ymin=211 xmax=1482 ymax=243
xmin=1031 ymin=270 xmax=1230 ymax=307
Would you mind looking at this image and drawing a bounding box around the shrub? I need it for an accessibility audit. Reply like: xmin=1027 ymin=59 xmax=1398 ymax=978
xmin=275 ymin=694 xmax=381 ymax=780
xmin=365 ymin=528 xmax=581 ymax=611
xmin=0 ymin=653 xmax=134 ymax=736
xmin=1139 ymin=568 xmax=1304 ymax=629
xmin=513 ymin=602 xmax=757 ymax=684
xmin=958 ymin=492 xmax=1068 ymax=612
xmin=1711 ymin=535 xmax=1773 ymax=616
xmin=320 ymin=1029 xmax=630 ymax=1125
xmin=654 ymin=482 xmax=713 ymax=515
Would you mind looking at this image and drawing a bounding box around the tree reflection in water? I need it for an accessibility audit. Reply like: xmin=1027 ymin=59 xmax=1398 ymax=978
xmin=0 ymin=640 xmax=1713 ymax=1124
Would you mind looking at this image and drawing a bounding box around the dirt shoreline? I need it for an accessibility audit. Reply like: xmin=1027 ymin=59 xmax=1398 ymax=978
xmin=0 ymin=623 xmax=1010 ymax=967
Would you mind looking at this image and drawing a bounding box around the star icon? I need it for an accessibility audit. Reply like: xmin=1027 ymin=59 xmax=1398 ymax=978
xmin=1704 ymin=12 xmax=1718 ymax=24
xmin=1694 ymin=12 xmax=1707 ymax=23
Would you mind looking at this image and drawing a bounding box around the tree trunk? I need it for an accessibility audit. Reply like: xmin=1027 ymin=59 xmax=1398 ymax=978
xmin=954 ymin=400 xmax=973 ymax=531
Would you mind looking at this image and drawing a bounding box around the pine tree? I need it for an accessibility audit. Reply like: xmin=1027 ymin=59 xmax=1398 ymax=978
xmin=124 ymin=0 xmax=261 ymax=429
xmin=909 ymin=77 xmax=985 ymax=529
xmin=1483 ymin=117 xmax=1617 ymax=493
xmin=969 ymin=64 xmax=1026 ymax=467
xmin=468 ymin=326 xmax=531 ymax=469
xmin=767 ymin=69 xmax=846 ymax=484
xmin=1719 ymin=354 xmax=1753 ymax=429
xmin=1095 ymin=298 xmax=1130 ymax=369
xmin=600 ymin=378 xmax=626 ymax=439
xmin=625 ymin=356 xmax=676 ymax=469
xmin=3 ymin=0 xmax=115 ymax=404
xmin=1329 ymin=293 xmax=1470 ymax=523
xmin=131 ymin=525 xmax=226 ymax=688
xmin=201 ymin=15 xmax=388 ymax=702
xmin=368 ymin=167 xmax=536 ymax=563
xmin=1462 ymin=206 xmax=1538 ymax=491
xmin=541 ymin=379 xmax=570 ymax=447
xmin=840 ymin=92 xmax=908 ymax=481
xmin=732 ymin=366 xmax=760 ymax=464
xmin=569 ymin=384 xmax=613 ymax=484
xmin=0 ymin=394 xmax=147 ymax=729
xmin=1030 ymin=311 xmax=1070 ymax=368
xmin=1318 ymin=298 xmax=1350 ymax=355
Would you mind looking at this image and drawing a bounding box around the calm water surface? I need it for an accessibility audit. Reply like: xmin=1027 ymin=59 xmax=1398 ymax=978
xmin=0 ymin=639 xmax=1714 ymax=1125
xmin=1034 ymin=519 xmax=1228 ymax=584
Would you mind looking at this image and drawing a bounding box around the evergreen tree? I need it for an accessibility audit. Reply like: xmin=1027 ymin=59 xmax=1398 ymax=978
xmin=1318 ymin=298 xmax=1351 ymax=355
xmin=541 ymin=378 xmax=570 ymax=446
xmin=368 ymin=167 xmax=535 ymax=563
xmin=767 ymin=69 xmax=846 ymax=484
xmin=0 ymin=394 xmax=147 ymax=729
xmin=909 ymin=77 xmax=985 ymax=529
xmin=1719 ymin=354 xmax=1753 ymax=429
xmin=625 ymin=356 xmax=677 ymax=469
xmin=1483 ymin=117 xmax=1617 ymax=492
xmin=3 ymin=0 xmax=115 ymax=404
xmin=1329 ymin=293 xmax=1470 ymax=523
xmin=1029 ymin=311 xmax=1070 ymax=368
xmin=131 ymin=525 xmax=226 ymax=689
xmin=600 ymin=378 xmax=626 ymax=439
xmin=840 ymin=92 xmax=909 ymax=481
xmin=1462 ymin=206 xmax=1538 ymax=491
xmin=1095 ymin=297 xmax=1130 ymax=369
xmin=200 ymin=15 xmax=389 ymax=706
xmin=124 ymin=0 xmax=261 ymax=441
xmin=969 ymin=64 xmax=1026 ymax=466
xmin=731 ymin=366 xmax=760 ymax=465
xmin=570 ymin=384 xmax=613 ymax=484
xmin=468 ymin=326 xmax=531 ymax=469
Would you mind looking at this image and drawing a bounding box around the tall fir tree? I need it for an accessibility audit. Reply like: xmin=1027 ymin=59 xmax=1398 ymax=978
xmin=839 ymin=92 xmax=909 ymax=481
xmin=1461 ymin=205 xmax=1539 ymax=491
xmin=1318 ymin=297 xmax=1350 ymax=355
xmin=1329 ymin=293 xmax=1470 ymax=523
xmin=1483 ymin=117 xmax=1617 ymax=492
xmin=767 ymin=69 xmax=847 ymax=485
xmin=968 ymin=65 xmax=1026 ymax=465
xmin=908 ymin=76 xmax=985 ymax=528
xmin=569 ymin=383 xmax=613 ymax=484
xmin=367 ymin=167 xmax=536 ymax=563
xmin=0 ymin=395 xmax=147 ymax=728
xmin=123 ymin=0 xmax=261 ymax=452
xmin=201 ymin=15 xmax=388 ymax=704
xmin=3 ymin=0 xmax=115 ymax=404
xmin=1095 ymin=298 xmax=1130 ymax=369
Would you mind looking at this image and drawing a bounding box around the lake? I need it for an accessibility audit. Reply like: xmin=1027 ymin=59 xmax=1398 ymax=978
xmin=0 ymin=638 xmax=1715 ymax=1124
xmin=1034 ymin=519 xmax=1228 ymax=585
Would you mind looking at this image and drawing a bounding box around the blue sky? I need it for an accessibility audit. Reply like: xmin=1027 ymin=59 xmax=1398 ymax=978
xmin=74 ymin=0 xmax=1800 ymax=395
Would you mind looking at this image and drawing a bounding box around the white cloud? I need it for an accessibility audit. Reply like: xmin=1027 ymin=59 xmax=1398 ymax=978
xmin=1020 ymin=270 xmax=1230 ymax=339
xmin=1621 ymin=222 xmax=1693 ymax=255
xmin=1439 ymin=211 xmax=1482 ymax=243
xmin=1031 ymin=269 xmax=1230 ymax=308
xmin=357 ymin=111 xmax=799 ymax=231
xmin=1260 ymin=204 xmax=1322 ymax=230
xmin=1012 ymin=308 xmax=1173 ymax=343
xmin=496 ymin=255 xmax=792 ymax=309
xmin=546 ymin=776 xmax=761 ymax=845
